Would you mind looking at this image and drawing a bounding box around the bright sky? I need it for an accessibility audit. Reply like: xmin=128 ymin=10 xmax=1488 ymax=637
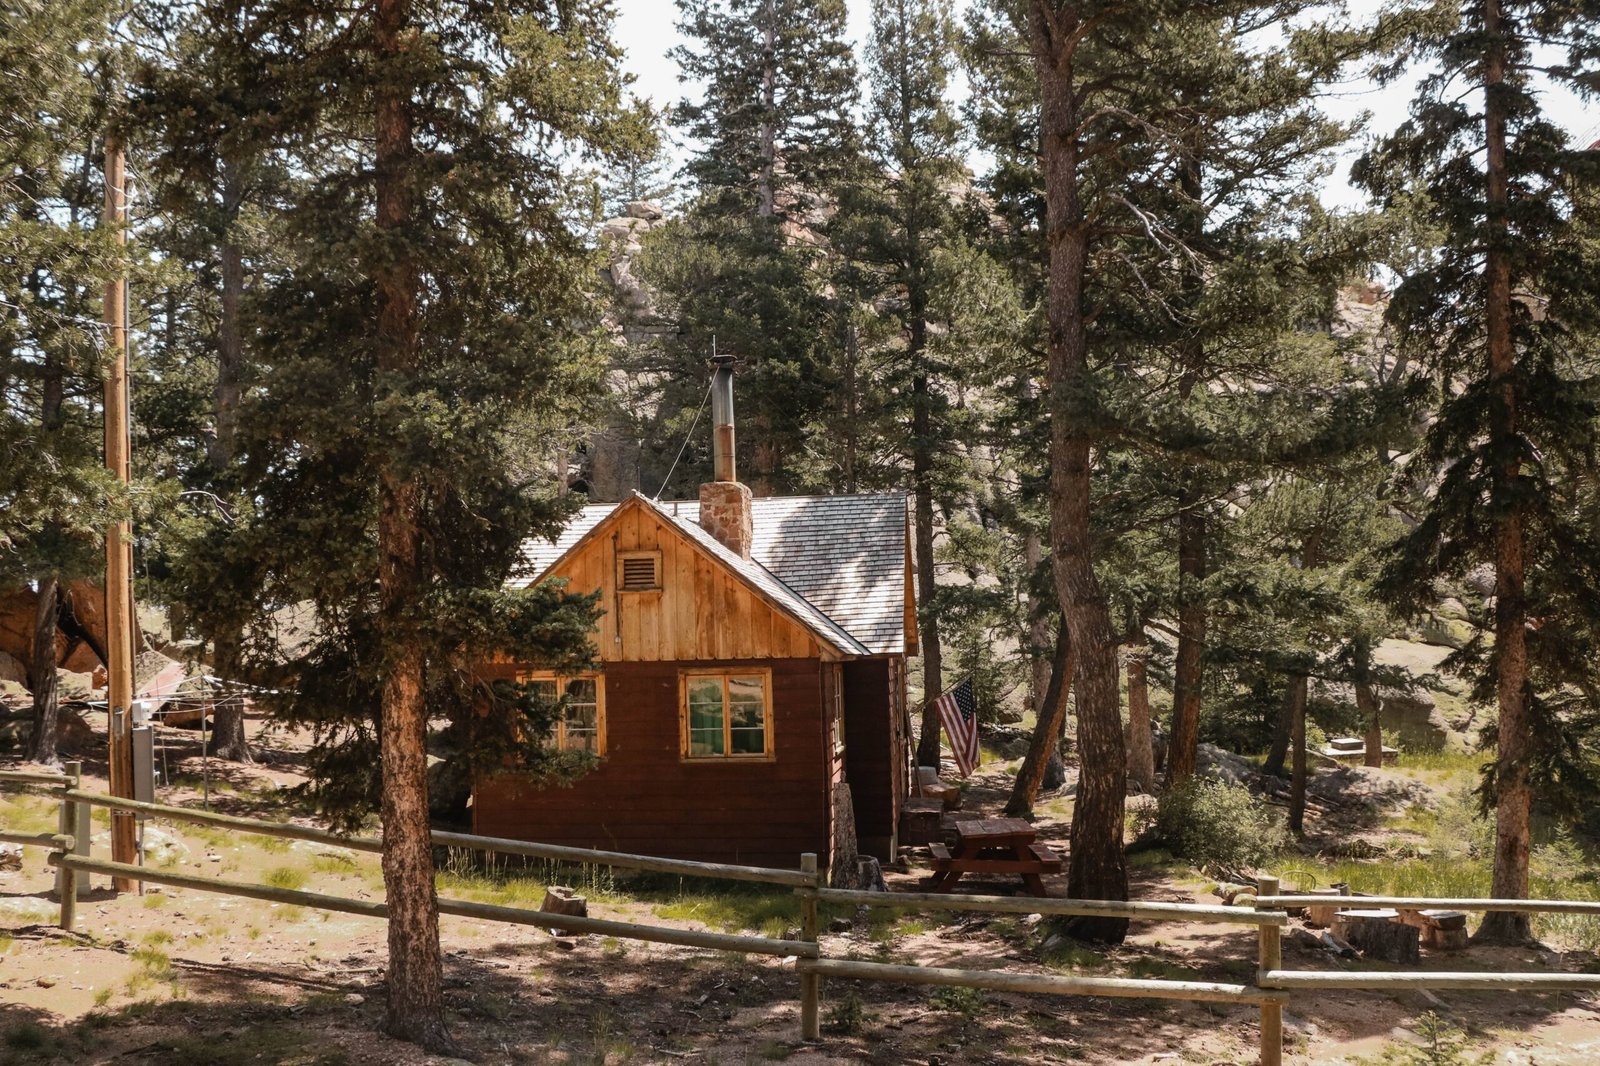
xmin=612 ymin=1 xmax=1598 ymax=210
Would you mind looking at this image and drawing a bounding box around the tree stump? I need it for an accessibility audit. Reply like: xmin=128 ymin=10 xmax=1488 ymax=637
xmin=1304 ymin=886 xmax=1350 ymax=928
xmin=1397 ymin=908 xmax=1469 ymax=951
xmin=1332 ymin=909 xmax=1419 ymax=964
xmin=540 ymin=886 xmax=587 ymax=936
xmin=829 ymin=782 xmax=873 ymax=889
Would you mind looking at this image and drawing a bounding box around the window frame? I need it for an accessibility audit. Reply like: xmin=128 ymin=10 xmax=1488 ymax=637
xmin=826 ymin=663 xmax=845 ymax=757
xmin=517 ymin=671 xmax=607 ymax=756
xmin=678 ymin=667 xmax=775 ymax=763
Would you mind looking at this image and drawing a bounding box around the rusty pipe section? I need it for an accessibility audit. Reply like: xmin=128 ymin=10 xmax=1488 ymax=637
xmin=710 ymin=353 xmax=736 ymax=483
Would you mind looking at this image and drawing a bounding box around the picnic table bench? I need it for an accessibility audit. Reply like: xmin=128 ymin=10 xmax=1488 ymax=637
xmin=926 ymin=817 xmax=1063 ymax=897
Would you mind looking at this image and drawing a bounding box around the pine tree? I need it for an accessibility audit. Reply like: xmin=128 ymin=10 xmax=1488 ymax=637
xmin=0 ymin=0 xmax=123 ymax=764
xmin=155 ymin=0 xmax=648 ymax=1046
xmin=130 ymin=0 xmax=304 ymax=761
xmin=1356 ymin=0 xmax=1600 ymax=943
xmin=634 ymin=0 xmax=864 ymax=495
xmin=854 ymin=0 xmax=973 ymax=767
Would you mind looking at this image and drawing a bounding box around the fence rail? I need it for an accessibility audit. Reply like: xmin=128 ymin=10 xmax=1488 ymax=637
xmin=8 ymin=770 xmax=1600 ymax=1065
xmin=815 ymin=885 xmax=1288 ymax=926
xmin=60 ymin=788 xmax=813 ymax=886
xmin=1258 ymin=894 xmax=1600 ymax=916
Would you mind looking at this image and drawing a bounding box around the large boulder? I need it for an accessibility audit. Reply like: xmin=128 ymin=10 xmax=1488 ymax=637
xmin=0 ymin=649 xmax=26 ymax=686
xmin=1380 ymin=690 xmax=1451 ymax=752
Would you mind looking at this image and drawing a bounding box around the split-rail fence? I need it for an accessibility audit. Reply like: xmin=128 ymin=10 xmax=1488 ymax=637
xmin=7 ymin=766 xmax=1600 ymax=1065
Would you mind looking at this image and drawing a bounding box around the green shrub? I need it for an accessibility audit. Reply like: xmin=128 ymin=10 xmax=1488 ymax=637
xmin=1357 ymin=1012 xmax=1491 ymax=1066
xmin=824 ymin=991 xmax=868 ymax=1035
xmin=1155 ymin=776 xmax=1288 ymax=871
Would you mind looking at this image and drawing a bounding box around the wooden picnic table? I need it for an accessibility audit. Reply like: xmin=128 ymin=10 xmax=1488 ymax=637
xmin=926 ymin=817 xmax=1063 ymax=897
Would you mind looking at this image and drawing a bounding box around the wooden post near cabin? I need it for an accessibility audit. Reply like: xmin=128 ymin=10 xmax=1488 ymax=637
xmin=800 ymin=852 xmax=820 ymax=1040
xmin=56 ymin=785 xmax=76 ymax=932
xmin=1256 ymin=874 xmax=1283 ymax=1066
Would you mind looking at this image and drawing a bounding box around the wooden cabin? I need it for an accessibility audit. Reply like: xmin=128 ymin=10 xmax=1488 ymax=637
xmin=472 ymin=358 xmax=916 ymax=871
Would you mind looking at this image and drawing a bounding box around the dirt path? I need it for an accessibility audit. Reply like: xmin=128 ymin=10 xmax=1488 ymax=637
xmin=4 ymin=726 xmax=1600 ymax=1063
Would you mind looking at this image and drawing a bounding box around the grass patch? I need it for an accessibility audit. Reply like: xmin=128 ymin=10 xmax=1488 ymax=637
xmin=263 ymin=866 xmax=309 ymax=891
xmin=928 ymin=985 xmax=986 ymax=1020
xmin=110 ymin=1025 xmax=351 ymax=1066
xmin=142 ymin=929 xmax=173 ymax=947
xmin=3 ymin=1019 xmax=51 ymax=1052
xmin=1126 ymin=956 xmax=1203 ymax=982
xmin=651 ymin=887 xmax=797 ymax=934
xmin=1296 ymin=790 xmax=1600 ymax=950
xmin=1042 ymin=941 xmax=1107 ymax=971
xmin=130 ymin=947 xmax=173 ymax=979
xmin=309 ymin=852 xmax=361 ymax=875
xmin=142 ymin=892 xmax=168 ymax=909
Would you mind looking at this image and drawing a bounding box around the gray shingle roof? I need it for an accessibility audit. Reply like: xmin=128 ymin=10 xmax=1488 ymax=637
xmin=515 ymin=492 xmax=911 ymax=656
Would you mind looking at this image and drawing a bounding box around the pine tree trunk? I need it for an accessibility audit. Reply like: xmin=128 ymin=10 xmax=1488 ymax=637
xmin=756 ymin=0 xmax=776 ymax=218
xmin=1024 ymin=533 xmax=1053 ymax=716
xmin=1166 ymin=502 xmax=1205 ymax=785
xmin=374 ymin=0 xmax=453 ymax=1049
xmin=1004 ymin=627 xmax=1072 ymax=816
xmin=207 ymin=635 xmax=252 ymax=762
xmin=1264 ymin=682 xmax=1293 ymax=778
xmin=28 ymin=577 xmax=61 ymax=765
xmin=31 ymin=308 xmax=65 ymax=766
xmin=205 ymin=157 xmax=252 ymax=763
xmin=1166 ymin=139 xmax=1207 ymax=788
xmin=1358 ymin=678 xmax=1382 ymax=768
xmin=1476 ymin=0 xmax=1532 ymax=945
xmin=1034 ymin=0 xmax=1128 ymax=943
xmin=1125 ymin=643 xmax=1155 ymax=794
xmin=1287 ymin=673 xmax=1308 ymax=836
xmin=912 ymin=376 xmax=944 ymax=770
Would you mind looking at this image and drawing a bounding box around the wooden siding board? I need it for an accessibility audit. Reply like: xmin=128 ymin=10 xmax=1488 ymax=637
xmin=473 ymin=659 xmax=830 ymax=866
xmin=843 ymin=658 xmax=897 ymax=861
xmin=540 ymin=502 xmax=826 ymax=665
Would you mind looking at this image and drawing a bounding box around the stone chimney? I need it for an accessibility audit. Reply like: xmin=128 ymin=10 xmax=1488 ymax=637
xmin=698 ymin=354 xmax=753 ymax=558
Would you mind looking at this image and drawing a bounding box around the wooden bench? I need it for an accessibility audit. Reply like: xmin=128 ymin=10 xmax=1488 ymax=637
xmin=928 ymin=842 xmax=952 ymax=865
xmin=1027 ymin=843 xmax=1064 ymax=872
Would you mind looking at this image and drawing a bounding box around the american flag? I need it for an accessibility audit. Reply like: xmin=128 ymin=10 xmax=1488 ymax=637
xmin=933 ymin=678 xmax=980 ymax=777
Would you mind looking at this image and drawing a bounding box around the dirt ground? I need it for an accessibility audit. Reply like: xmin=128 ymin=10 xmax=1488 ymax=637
xmin=4 ymin=716 xmax=1600 ymax=1065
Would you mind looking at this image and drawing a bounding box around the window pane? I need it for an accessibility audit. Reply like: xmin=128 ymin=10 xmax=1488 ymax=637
xmin=564 ymin=727 xmax=597 ymax=753
xmin=730 ymin=700 xmax=764 ymax=730
xmin=527 ymin=679 xmax=558 ymax=700
xmin=728 ymin=675 xmax=764 ymax=707
xmin=564 ymin=678 xmax=596 ymax=703
xmin=688 ymin=677 xmax=724 ymax=736
xmin=689 ymin=727 xmax=724 ymax=756
xmin=730 ymin=726 xmax=765 ymax=755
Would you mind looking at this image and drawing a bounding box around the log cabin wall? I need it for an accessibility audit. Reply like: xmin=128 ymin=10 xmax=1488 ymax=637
xmin=545 ymin=501 xmax=828 ymax=663
xmin=473 ymin=657 xmax=830 ymax=867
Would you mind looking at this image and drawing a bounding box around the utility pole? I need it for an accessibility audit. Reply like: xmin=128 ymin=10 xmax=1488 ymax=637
xmin=103 ymin=133 xmax=138 ymax=891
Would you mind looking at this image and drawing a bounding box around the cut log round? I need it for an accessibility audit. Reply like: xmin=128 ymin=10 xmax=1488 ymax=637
xmin=540 ymin=886 xmax=587 ymax=937
xmin=1332 ymin=912 xmax=1420 ymax=964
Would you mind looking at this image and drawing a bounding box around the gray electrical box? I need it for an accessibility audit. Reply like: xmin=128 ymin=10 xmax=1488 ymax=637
xmin=131 ymin=725 xmax=156 ymax=804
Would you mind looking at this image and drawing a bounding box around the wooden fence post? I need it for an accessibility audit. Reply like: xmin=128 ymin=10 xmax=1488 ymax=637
xmin=55 ymin=763 xmax=81 ymax=931
xmin=800 ymin=852 xmax=821 ymax=1041
xmin=1256 ymin=874 xmax=1282 ymax=1066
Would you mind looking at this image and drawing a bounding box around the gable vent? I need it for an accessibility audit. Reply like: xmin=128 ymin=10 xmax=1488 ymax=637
xmin=620 ymin=552 xmax=661 ymax=591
